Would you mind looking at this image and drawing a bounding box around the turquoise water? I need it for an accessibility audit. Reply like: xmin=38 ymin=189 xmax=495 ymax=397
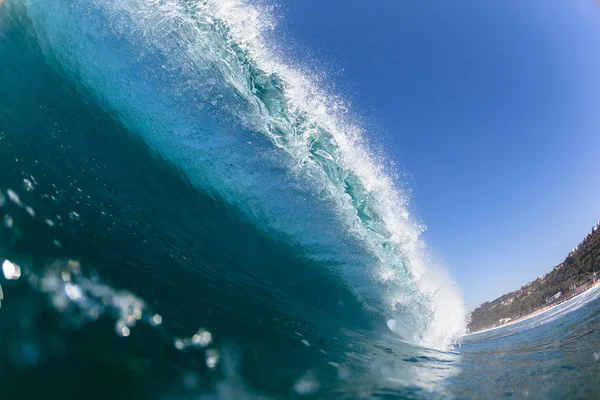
xmin=0 ymin=1 xmax=599 ymax=398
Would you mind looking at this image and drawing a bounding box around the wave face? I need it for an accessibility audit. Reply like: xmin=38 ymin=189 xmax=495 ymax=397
xmin=17 ymin=0 xmax=466 ymax=348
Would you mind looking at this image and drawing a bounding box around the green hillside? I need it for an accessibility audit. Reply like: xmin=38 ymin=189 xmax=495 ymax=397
xmin=468 ymin=221 xmax=600 ymax=332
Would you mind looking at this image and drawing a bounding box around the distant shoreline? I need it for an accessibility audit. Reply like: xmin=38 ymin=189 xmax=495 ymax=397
xmin=465 ymin=280 xmax=600 ymax=336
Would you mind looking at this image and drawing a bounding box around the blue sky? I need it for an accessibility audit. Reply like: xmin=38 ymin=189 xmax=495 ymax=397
xmin=275 ymin=0 xmax=600 ymax=309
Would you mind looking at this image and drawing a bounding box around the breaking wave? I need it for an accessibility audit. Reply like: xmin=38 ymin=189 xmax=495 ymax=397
xmin=16 ymin=0 xmax=466 ymax=348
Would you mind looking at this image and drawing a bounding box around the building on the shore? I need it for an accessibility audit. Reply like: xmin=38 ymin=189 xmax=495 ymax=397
xmin=546 ymin=291 xmax=562 ymax=304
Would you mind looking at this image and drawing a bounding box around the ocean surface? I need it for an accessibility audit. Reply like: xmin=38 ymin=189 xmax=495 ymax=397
xmin=0 ymin=1 xmax=599 ymax=398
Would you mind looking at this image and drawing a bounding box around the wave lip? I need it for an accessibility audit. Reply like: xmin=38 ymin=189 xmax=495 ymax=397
xmin=21 ymin=0 xmax=466 ymax=349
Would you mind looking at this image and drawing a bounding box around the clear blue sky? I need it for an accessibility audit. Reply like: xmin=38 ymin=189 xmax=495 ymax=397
xmin=274 ymin=0 xmax=600 ymax=309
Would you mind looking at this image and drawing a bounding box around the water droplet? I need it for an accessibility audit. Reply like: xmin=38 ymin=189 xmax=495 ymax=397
xmin=150 ymin=314 xmax=163 ymax=326
xmin=6 ymin=189 xmax=21 ymax=206
xmin=61 ymin=271 xmax=71 ymax=282
xmin=51 ymin=293 xmax=68 ymax=311
xmin=2 ymin=260 xmax=21 ymax=280
xmin=3 ymin=214 xmax=13 ymax=228
xmin=22 ymin=178 xmax=34 ymax=191
xmin=67 ymin=260 xmax=81 ymax=274
xmin=174 ymin=338 xmax=185 ymax=350
xmin=205 ymin=349 xmax=220 ymax=369
xmin=64 ymin=283 xmax=82 ymax=300
xmin=192 ymin=329 xmax=212 ymax=348
xmin=116 ymin=319 xmax=130 ymax=337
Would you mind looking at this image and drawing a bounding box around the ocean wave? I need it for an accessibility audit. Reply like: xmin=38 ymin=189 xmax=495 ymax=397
xmin=20 ymin=0 xmax=466 ymax=348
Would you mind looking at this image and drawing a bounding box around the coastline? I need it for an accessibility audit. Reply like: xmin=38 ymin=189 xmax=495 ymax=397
xmin=464 ymin=280 xmax=600 ymax=336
